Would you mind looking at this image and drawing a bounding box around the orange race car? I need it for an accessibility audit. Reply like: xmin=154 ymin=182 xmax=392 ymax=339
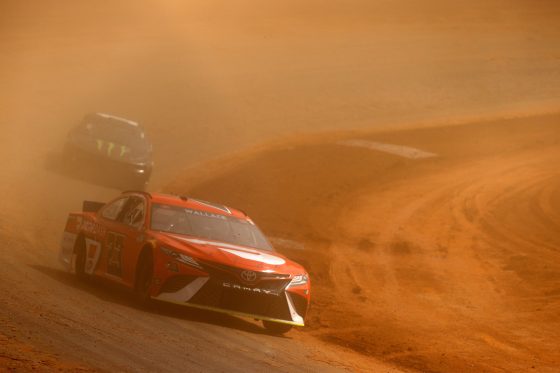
xmin=59 ymin=191 xmax=310 ymax=334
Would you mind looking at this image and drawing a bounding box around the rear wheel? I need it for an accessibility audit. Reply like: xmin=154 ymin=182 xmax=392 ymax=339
xmin=135 ymin=249 xmax=154 ymax=305
xmin=74 ymin=236 xmax=87 ymax=281
xmin=262 ymin=320 xmax=293 ymax=335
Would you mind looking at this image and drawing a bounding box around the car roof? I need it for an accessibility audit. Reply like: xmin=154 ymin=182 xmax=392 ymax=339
xmin=124 ymin=191 xmax=248 ymax=219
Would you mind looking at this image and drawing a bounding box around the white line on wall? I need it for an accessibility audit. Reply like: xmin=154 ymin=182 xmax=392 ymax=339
xmin=337 ymin=139 xmax=437 ymax=159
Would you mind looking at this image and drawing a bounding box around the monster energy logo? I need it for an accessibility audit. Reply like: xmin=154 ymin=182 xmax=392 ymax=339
xmin=96 ymin=139 xmax=130 ymax=157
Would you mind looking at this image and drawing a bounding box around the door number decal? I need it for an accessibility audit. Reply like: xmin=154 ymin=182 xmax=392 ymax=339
xmin=106 ymin=232 xmax=124 ymax=277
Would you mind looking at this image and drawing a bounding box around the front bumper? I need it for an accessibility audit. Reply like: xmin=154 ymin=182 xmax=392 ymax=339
xmin=65 ymin=143 xmax=152 ymax=185
xmin=153 ymin=266 xmax=308 ymax=326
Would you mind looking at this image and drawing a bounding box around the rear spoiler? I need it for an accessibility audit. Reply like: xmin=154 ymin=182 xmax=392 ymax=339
xmin=83 ymin=200 xmax=105 ymax=213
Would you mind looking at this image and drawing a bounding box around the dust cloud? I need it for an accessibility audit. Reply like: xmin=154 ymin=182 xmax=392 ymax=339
xmin=2 ymin=0 xmax=560 ymax=183
xmin=1 ymin=1 xmax=560 ymax=372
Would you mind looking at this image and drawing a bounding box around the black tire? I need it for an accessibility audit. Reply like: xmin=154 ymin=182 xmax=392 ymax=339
xmin=74 ymin=236 xmax=88 ymax=281
xmin=262 ymin=320 xmax=293 ymax=335
xmin=134 ymin=249 xmax=154 ymax=305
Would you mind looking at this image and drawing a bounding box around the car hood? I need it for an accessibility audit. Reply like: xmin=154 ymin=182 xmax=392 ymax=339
xmin=153 ymin=231 xmax=304 ymax=274
xmin=68 ymin=133 xmax=152 ymax=164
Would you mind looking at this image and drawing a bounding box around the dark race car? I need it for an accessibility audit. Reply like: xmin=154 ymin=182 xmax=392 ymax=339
xmin=64 ymin=113 xmax=153 ymax=189
xmin=59 ymin=191 xmax=310 ymax=334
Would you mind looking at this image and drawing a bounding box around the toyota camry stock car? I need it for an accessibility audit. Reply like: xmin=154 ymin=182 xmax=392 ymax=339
xmin=59 ymin=191 xmax=310 ymax=333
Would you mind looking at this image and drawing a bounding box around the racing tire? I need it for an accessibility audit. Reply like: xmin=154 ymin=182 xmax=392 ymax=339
xmin=262 ymin=320 xmax=293 ymax=335
xmin=74 ymin=237 xmax=88 ymax=281
xmin=134 ymin=249 xmax=154 ymax=306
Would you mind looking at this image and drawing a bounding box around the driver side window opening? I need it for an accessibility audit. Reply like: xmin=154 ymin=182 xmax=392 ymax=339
xmin=101 ymin=197 xmax=129 ymax=221
xmin=118 ymin=196 xmax=146 ymax=228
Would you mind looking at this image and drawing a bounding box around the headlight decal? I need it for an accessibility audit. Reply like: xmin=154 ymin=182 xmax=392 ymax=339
xmin=288 ymin=274 xmax=308 ymax=287
xmin=160 ymin=246 xmax=203 ymax=270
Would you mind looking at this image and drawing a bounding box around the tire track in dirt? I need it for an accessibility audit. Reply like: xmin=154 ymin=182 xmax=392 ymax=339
xmin=325 ymin=143 xmax=560 ymax=372
xmin=171 ymin=115 xmax=560 ymax=372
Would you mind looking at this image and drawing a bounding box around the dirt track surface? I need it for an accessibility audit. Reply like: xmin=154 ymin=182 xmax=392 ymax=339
xmin=2 ymin=1 xmax=560 ymax=372
xmin=169 ymin=115 xmax=560 ymax=372
xmin=3 ymin=115 xmax=558 ymax=373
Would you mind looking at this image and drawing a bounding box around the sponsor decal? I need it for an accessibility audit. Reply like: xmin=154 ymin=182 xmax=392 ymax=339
xmin=222 ymin=282 xmax=279 ymax=296
xmin=183 ymin=208 xmax=226 ymax=220
xmin=78 ymin=219 xmax=106 ymax=236
xmin=96 ymin=139 xmax=131 ymax=158
xmin=84 ymin=239 xmax=102 ymax=275
xmin=64 ymin=215 xmax=82 ymax=232
xmin=106 ymin=232 xmax=124 ymax=277
xmin=119 ymin=145 xmax=130 ymax=157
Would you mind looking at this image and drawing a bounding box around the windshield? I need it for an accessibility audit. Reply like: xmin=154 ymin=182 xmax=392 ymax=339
xmin=86 ymin=121 xmax=146 ymax=148
xmin=150 ymin=204 xmax=274 ymax=251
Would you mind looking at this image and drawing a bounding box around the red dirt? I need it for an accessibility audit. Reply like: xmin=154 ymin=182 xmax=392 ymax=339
xmin=2 ymin=1 xmax=560 ymax=372
xmin=167 ymin=114 xmax=560 ymax=372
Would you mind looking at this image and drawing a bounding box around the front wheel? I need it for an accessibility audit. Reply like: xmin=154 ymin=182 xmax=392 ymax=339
xmin=73 ymin=237 xmax=88 ymax=281
xmin=262 ymin=320 xmax=293 ymax=335
xmin=134 ymin=249 xmax=154 ymax=305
